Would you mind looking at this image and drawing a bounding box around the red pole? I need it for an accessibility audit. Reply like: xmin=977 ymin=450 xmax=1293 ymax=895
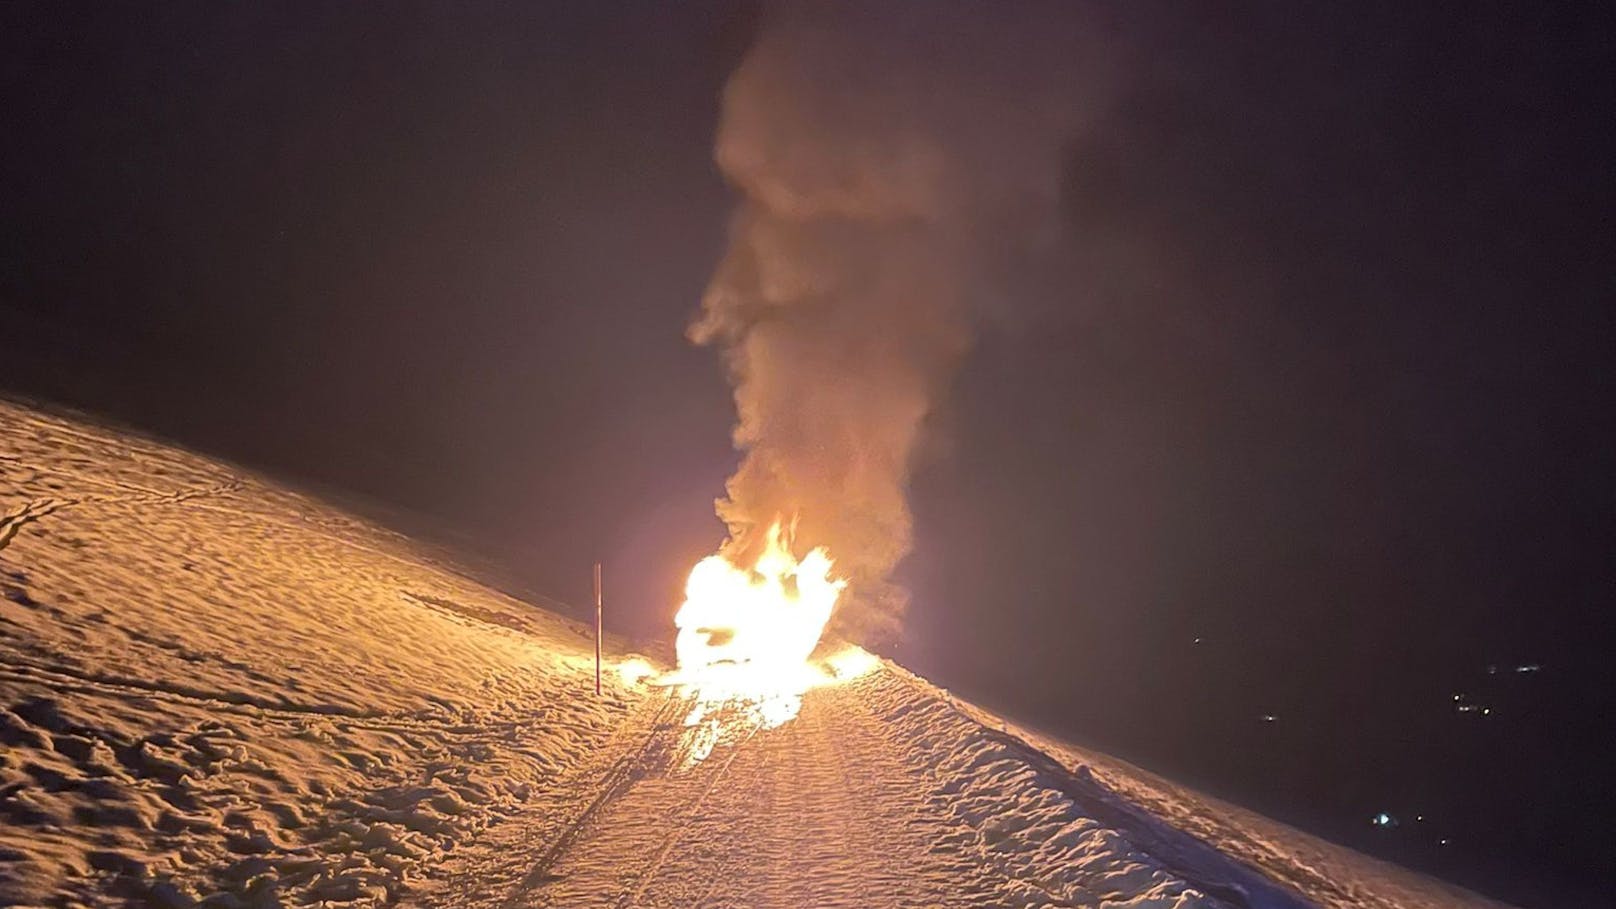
xmin=593 ymin=561 xmax=603 ymax=696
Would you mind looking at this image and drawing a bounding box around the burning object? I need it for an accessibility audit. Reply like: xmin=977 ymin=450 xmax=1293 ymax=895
xmin=663 ymin=4 xmax=1085 ymax=760
xmin=674 ymin=521 xmax=844 ymax=684
xmin=664 ymin=521 xmax=844 ymax=762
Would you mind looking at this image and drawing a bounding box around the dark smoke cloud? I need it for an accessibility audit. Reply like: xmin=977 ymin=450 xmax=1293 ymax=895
xmin=691 ymin=2 xmax=1098 ymax=641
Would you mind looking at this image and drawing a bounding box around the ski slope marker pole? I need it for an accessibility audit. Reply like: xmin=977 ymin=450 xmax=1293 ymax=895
xmin=594 ymin=561 xmax=603 ymax=696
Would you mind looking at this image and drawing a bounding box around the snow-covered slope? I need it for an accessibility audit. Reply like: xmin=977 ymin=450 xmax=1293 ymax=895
xmin=0 ymin=401 xmax=1508 ymax=908
xmin=0 ymin=401 xmax=646 ymax=906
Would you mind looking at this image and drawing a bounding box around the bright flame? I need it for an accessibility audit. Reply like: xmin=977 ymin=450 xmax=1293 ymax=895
xmin=668 ymin=520 xmax=848 ymax=766
xmin=675 ymin=521 xmax=844 ymax=680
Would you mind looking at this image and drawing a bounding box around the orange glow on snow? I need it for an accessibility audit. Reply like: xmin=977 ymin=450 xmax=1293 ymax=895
xmin=614 ymin=656 xmax=657 ymax=686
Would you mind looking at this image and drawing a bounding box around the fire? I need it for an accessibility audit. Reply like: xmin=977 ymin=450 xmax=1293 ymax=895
xmin=675 ymin=521 xmax=843 ymax=680
xmin=668 ymin=520 xmax=853 ymax=764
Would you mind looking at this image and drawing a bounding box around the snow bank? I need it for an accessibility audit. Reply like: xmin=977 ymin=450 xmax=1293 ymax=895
xmin=876 ymin=662 xmax=1511 ymax=909
xmin=0 ymin=401 xmax=658 ymax=906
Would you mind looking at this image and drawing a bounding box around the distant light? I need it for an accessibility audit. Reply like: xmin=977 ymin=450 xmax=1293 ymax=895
xmin=1486 ymin=664 xmax=1497 ymax=674
xmin=1193 ymin=637 xmax=1202 ymax=644
xmin=1372 ymin=812 xmax=1398 ymax=828
xmin=1416 ymin=815 xmax=1425 ymax=822
xmin=1514 ymin=663 xmax=1541 ymax=673
xmin=1439 ymin=838 xmax=1450 ymax=846
xmin=1452 ymin=694 xmax=1462 ymax=701
xmin=1482 ymin=707 xmax=1491 ymax=715
xmin=1260 ymin=714 xmax=1278 ymax=723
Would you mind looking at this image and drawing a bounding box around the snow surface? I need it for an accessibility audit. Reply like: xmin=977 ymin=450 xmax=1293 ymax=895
xmin=0 ymin=400 xmax=1509 ymax=908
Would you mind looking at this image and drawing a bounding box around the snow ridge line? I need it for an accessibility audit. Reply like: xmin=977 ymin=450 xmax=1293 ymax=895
xmin=505 ymin=690 xmax=682 ymax=906
xmin=877 ymin=661 xmax=1312 ymax=909
xmin=980 ymin=724 xmax=1301 ymax=909
xmin=840 ymin=675 xmax=1097 ymax=908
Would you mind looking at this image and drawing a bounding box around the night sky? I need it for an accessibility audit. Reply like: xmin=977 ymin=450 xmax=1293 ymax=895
xmin=3 ymin=3 xmax=1612 ymax=906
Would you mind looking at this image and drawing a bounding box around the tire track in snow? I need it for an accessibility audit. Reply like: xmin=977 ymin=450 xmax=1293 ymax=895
xmin=523 ymin=684 xmax=974 ymax=909
xmin=517 ymin=700 xmax=766 ymax=907
xmin=520 ymin=697 xmax=768 ymax=907
xmin=509 ymin=691 xmax=684 ymax=901
xmin=443 ymin=664 xmax=1304 ymax=908
xmin=414 ymin=688 xmax=683 ymax=907
xmin=608 ymin=723 xmax=758 ymax=908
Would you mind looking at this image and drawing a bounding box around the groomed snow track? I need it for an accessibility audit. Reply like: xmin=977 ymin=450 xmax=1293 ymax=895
xmin=423 ymin=669 xmax=1314 ymax=909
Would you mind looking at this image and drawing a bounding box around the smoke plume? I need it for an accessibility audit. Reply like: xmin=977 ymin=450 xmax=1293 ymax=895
xmin=692 ymin=3 xmax=1087 ymax=641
